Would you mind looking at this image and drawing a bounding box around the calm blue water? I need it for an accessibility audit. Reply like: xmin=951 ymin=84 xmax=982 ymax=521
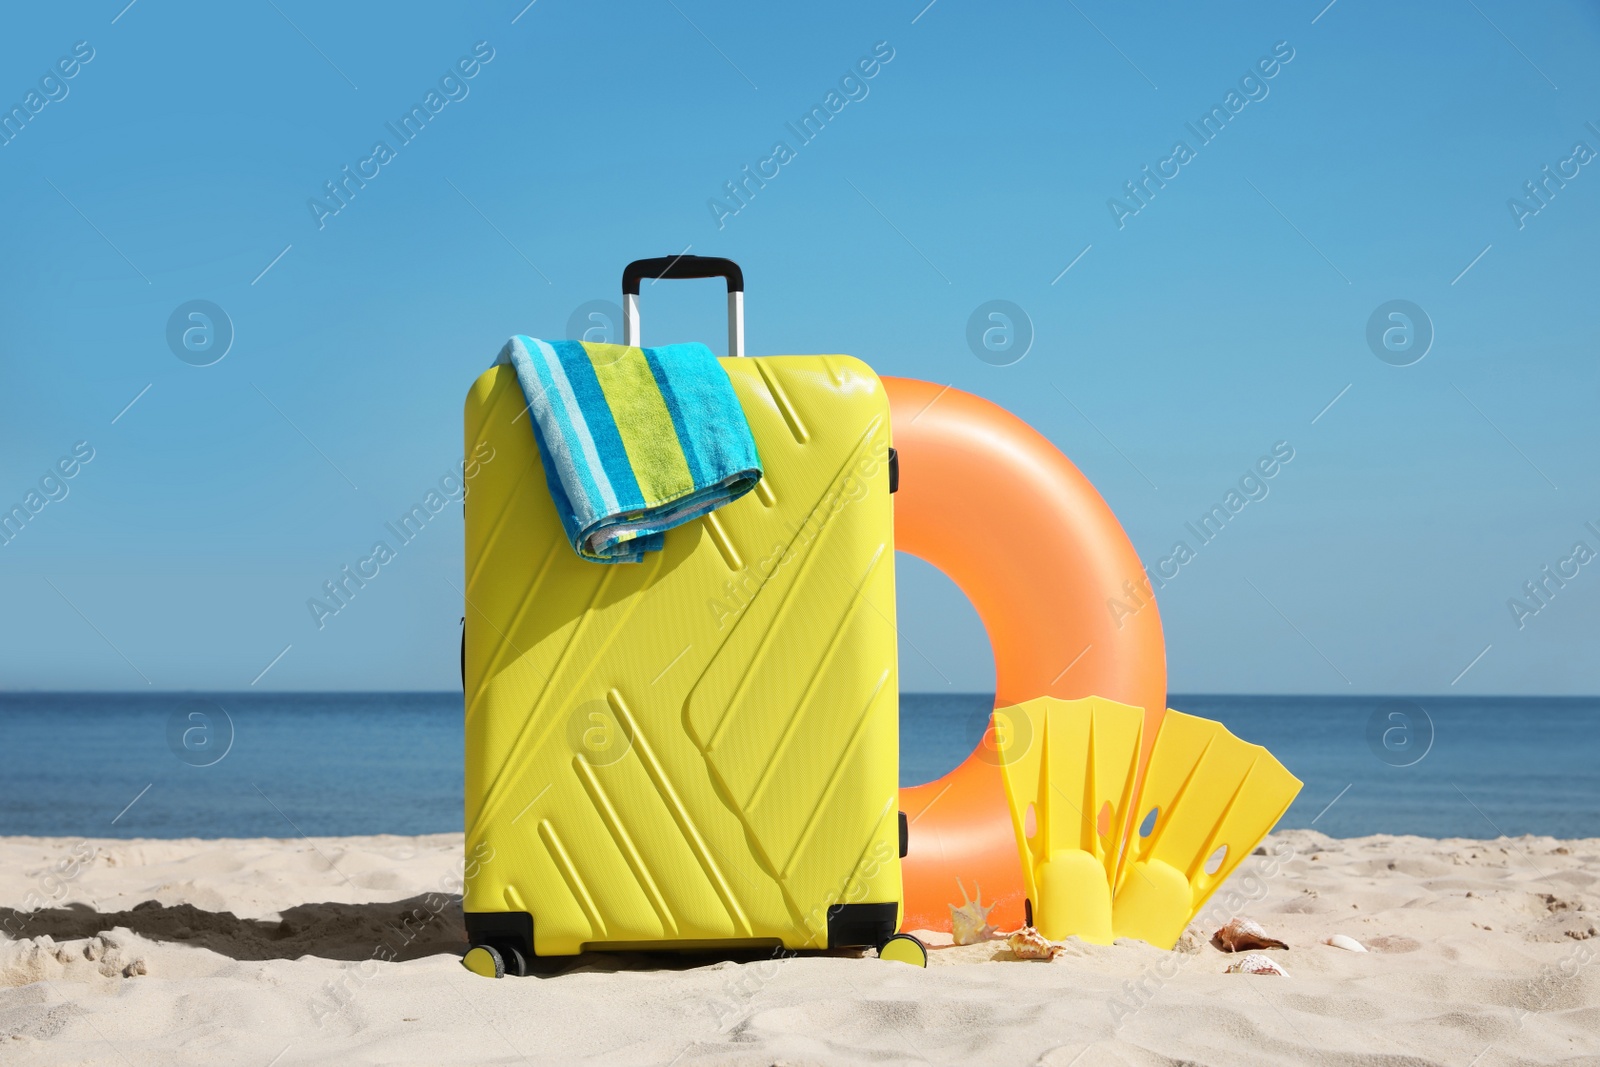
xmin=1 ymin=693 xmax=1595 ymax=840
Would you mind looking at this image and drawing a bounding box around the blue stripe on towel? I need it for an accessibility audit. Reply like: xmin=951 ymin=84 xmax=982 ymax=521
xmin=549 ymin=339 xmax=645 ymax=512
xmin=641 ymin=345 xmax=708 ymax=489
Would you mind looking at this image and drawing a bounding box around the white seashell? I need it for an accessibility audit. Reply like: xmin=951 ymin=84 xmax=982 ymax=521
xmin=1323 ymin=934 xmax=1367 ymax=952
xmin=1226 ymin=952 xmax=1289 ymax=976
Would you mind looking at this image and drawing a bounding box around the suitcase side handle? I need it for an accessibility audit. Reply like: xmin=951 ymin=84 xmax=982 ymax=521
xmin=621 ymin=255 xmax=746 ymax=358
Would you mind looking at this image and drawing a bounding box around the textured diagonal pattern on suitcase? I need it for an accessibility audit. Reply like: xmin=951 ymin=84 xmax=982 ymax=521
xmin=463 ymin=356 xmax=900 ymax=955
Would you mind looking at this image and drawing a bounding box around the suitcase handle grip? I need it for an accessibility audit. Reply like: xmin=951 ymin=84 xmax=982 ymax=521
xmin=622 ymin=255 xmax=743 ymax=294
xmin=621 ymin=256 xmax=746 ymax=357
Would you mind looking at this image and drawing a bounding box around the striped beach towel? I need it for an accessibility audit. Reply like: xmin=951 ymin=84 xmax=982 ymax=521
xmin=495 ymin=336 xmax=763 ymax=563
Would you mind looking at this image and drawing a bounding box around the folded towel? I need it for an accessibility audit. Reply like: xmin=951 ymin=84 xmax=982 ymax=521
xmin=495 ymin=336 xmax=762 ymax=563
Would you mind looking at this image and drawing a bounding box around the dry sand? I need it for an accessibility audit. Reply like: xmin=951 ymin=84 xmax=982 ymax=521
xmin=1 ymin=829 xmax=1596 ymax=1066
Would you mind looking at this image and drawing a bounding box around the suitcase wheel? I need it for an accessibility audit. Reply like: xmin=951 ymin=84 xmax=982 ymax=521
xmin=462 ymin=944 xmax=505 ymax=979
xmin=876 ymin=934 xmax=928 ymax=968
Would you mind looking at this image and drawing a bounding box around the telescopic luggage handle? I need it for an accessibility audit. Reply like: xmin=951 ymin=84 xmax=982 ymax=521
xmin=621 ymin=255 xmax=745 ymax=357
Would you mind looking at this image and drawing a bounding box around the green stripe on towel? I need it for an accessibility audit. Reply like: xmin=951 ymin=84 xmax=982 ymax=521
xmin=584 ymin=342 xmax=695 ymax=506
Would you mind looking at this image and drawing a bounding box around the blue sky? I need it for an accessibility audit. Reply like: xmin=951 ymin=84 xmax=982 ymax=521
xmin=1 ymin=1 xmax=1597 ymax=695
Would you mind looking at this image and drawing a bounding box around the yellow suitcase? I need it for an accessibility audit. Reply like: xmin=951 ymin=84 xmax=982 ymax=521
xmin=460 ymin=257 xmax=914 ymax=972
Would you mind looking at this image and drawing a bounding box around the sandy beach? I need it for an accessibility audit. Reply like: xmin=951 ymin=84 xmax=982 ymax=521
xmin=2 ymin=828 xmax=1596 ymax=1066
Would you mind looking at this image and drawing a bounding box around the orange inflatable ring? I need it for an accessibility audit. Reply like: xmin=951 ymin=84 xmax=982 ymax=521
xmin=885 ymin=377 xmax=1168 ymax=933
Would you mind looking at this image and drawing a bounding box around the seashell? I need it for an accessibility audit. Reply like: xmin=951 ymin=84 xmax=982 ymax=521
xmin=949 ymin=879 xmax=998 ymax=946
xmin=1006 ymin=926 xmax=1064 ymax=961
xmin=1213 ymin=917 xmax=1289 ymax=952
xmin=1225 ymin=952 xmax=1288 ymax=976
xmin=1323 ymin=934 xmax=1367 ymax=952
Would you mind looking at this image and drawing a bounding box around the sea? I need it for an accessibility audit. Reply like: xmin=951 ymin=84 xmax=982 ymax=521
xmin=1 ymin=692 xmax=1595 ymax=841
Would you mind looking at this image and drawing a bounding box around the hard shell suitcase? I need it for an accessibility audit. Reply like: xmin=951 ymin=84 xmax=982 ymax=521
xmin=460 ymin=257 xmax=909 ymax=966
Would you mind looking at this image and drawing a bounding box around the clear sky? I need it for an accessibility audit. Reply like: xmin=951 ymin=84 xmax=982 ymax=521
xmin=2 ymin=1 xmax=1596 ymax=695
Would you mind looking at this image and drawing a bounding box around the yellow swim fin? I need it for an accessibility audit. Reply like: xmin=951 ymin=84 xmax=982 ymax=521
xmin=1110 ymin=709 xmax=1302 ymax=949
xmin=993 ymin=696 xmax=1144 ymax=944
